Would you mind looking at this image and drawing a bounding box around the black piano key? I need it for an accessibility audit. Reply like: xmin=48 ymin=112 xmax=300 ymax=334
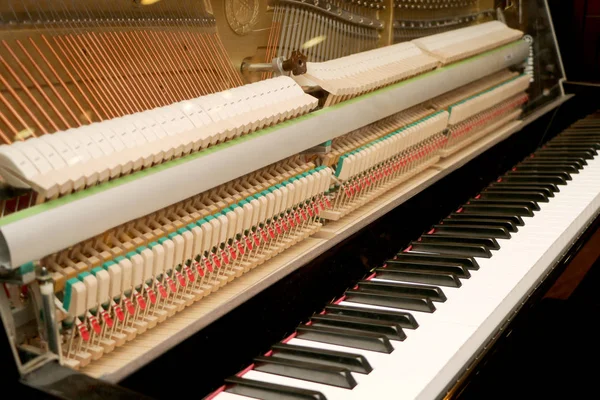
xmin=468 ymin=198 xmax=540 ymax=211
xmin=445 ymin=213 xmax=523 ymax=230
xmin=253 ymin=355 xmax=357 ymax=389
xmin=325 ymin=304 xmax=419 ymax=329
xmin=535 ymin=149 xmax=595 ymax=159
xmin=548 ymin=142 xmax=600 ymax=151
xmin=561 ymin=134 xmax=600 ymax=138
xmin=544 ymin=141 xmax=598 ymax=149
xmin=536 ymin=146 xmax=595 ymax=155
xmin=357 ymin=280 xmax=446 ymax=302
xmin=488 ymin=182 xmax=556 ymax=196
xmin=567 ymin=121 xmax=600 ymax=125
xmin=460 ymin=203 xmax=533 ymax=217
xmin=296 ymin=324 xmax=394 ymax=353
xmin=385 ymin=259 xmax=470 ymax=278
xmin=431 ymin=224 xmax=511 ymax=239
xmin=479 ymin=190 xmax=548 ymax=203
xmin=522 ymin=157 xmax=584 ymax=169
xmin=310 ymin=314 xmax=407 ymax=341
xmin=539 ymin=142 xmax=598 ymax=148
xmin=529 ymin=154 xmax=588 ymax=165
xmin=516 ymin=163 xmax=579 ymax=174
xmin=528 ymin=153 xmax=588 ymax=164
xmin=568 ymin=122 xmax=600 ymax=127
xmin=548 ymin=136 xmax=600 ymax=143
xmin=547 ymin=135 xmax=600 ymax=141
xmin=544 ymin=143 xmax=599 ymax=152
xmin=562 ymin=135 xmax=600 ymax=140
xmin=344 ymin=289 xmax=436 ymax=313
xmin=394 ymin=251 xmax=480 ymax=270
xmin=271 ymin=343 xmax=373 ymax=374
xmin=506 ymin=170 xmax=571 ymax=182
xmin=409 ymin=241 xmax=492 ymax=258
xmin=564 ymin=125 xmax=600 ymax=130
xmin=562 ymin=134 xmax=600 ymax=138
xmin=440 ymin=216 xmax=518 ymax=232
xmin=450 ymin=210 xmax=525 ymax=226
xmin=500 ymin=174 xmax=567 ymax=186
xmin=419 ymin=234 xmax=500 ymax=251
xmin=519 ymin=160 xmax=582 ymax=172
xmin=225 ymin=376 xmax=327 ymax=400
xmin=375 ymin=267 xmax=462 ymax=288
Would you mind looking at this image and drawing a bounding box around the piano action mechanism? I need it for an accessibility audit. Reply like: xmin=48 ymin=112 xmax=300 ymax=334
xmin=0 ymin=1 xmax=590 ymax=399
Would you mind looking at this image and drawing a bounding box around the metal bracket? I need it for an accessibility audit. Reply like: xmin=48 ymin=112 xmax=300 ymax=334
xmin=242 ymin=51 xmax=308 ymax=77
xmin=303 ymin=140 xmax=332 ymax=155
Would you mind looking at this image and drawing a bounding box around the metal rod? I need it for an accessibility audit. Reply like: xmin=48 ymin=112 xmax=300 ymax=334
xmin=37 ymin=267 xmax=61 ymax=358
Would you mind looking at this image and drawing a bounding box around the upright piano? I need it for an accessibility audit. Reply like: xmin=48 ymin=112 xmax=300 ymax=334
xmin=0 ymin=1 xmax=598 ymax=399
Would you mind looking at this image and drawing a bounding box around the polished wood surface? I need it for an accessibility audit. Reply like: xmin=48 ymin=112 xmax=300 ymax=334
xmin=544 ymin=227 xmax=600 ymax=300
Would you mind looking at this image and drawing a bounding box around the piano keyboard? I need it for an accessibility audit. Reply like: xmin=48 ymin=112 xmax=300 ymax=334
xmin=46 ymin=155 xmax=332 ymax=369
xmin=211 ymin=112 xmax=600 ymax=400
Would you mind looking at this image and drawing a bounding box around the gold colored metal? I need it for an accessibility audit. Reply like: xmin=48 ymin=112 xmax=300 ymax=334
xmin=213 ymin=0 xmax=273 ymax=83
xmin=379 ymin=0 xmax=395 ymax=47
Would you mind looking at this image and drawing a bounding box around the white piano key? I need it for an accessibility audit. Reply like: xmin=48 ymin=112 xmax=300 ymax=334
xmin=216 ymin=392 xmax=254 ymax=400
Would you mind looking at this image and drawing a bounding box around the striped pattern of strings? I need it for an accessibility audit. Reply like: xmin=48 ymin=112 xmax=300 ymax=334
xmin=0 ymin=0 xmax=242 ymax=145
xmin=392 ymin=0 xmax=493 ymax=43
xmin=267 ymin=2 xmax=380 ymax=63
